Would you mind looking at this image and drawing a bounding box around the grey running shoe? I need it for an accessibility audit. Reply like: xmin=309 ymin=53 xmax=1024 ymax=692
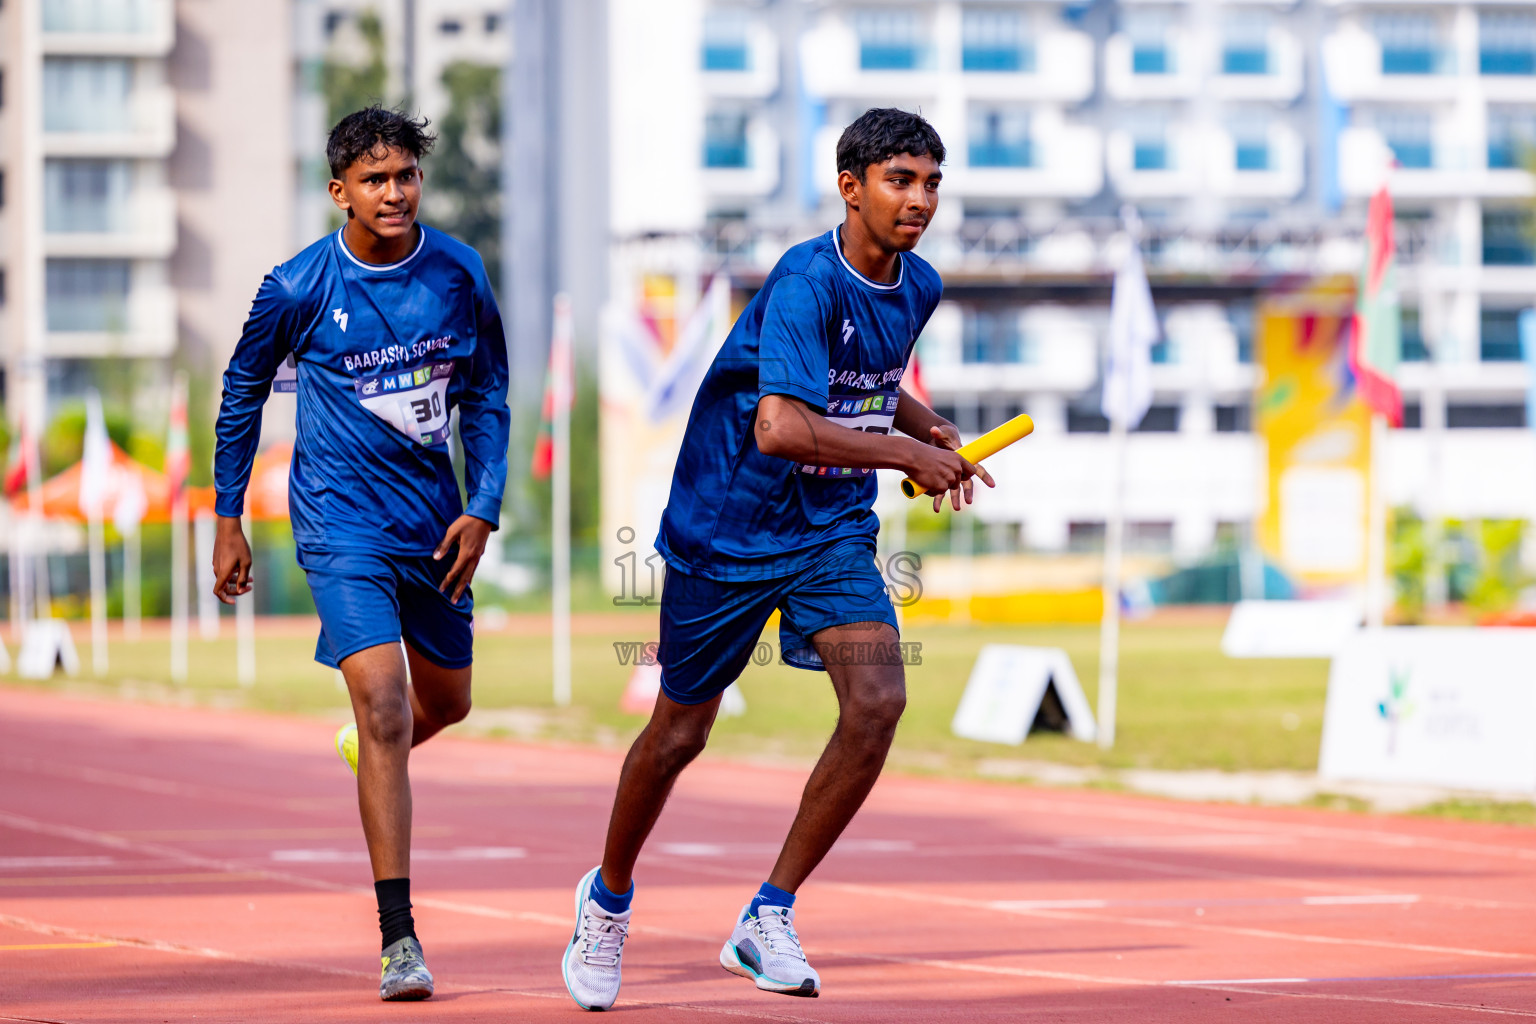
xmin=719 ymin=904 xmax=820 ymax=997
xmin=380 ymin=936 xmax=434 ymax=1001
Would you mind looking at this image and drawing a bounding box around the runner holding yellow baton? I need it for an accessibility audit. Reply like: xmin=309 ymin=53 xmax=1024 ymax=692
xmin=900 ymin=413 xmax=1034 ymax=499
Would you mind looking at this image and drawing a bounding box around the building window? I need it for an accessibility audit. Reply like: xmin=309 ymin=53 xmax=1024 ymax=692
xmin=1376 ymin=14 xmax=1444 ymax=75
xmin=1127 ymin=521 xmax=1174 ymax=553
xmin=968 ymin=108 xmax=1031 ymax=168
xmin=1067 ymin=521 xmax=1106 ymax=552
xmin=962 ymin=9 xmax=1033 ymax=72
xmin=44 ymin=0 xmax=153 ymax=33
xmin=1215 ymin=404 xmax=1251 ymax=432
xmin=1483 ymin=209 xmax=1535 ymax=265
xmin=703 ymin=112 xmax=749 ymax=169
xmin=961 ymin=308 xmax=1024 ymax=363
xmin=702 ymin=10 xmax=751 ymax=71
xmin=1448 ymin=403 xmax=1525 ymax=428
xmin=484 ymin=13 xmax=500 ymax=33
xmin=1067 ymin=406 xmax=1110 ymax=433
xmin=1127 ymin=12 xmax=1173 ymax=74
xmin=1133 ymin=127 xmax=1169 ymax=171
xmin=439 ymin=19 xmax=462 ymax=34
xmin=42 ymin=57 xmax=132 ymax=133
xmin=1135 ymin=405 xmax=1181 ymax=432
xmin=1221 ymin=13 xmax=1270 ymax=74
xmin=1488 ymin=109 xmax=1536 ymax=169
xmin=854 ymin=11 xmax=924 ymax=71
xmin=1480 ymin=13 xmax=1536 ymax=75
xmin=1401 ymin=307 xmax=1429 ymax=361
xmin=324 ymin=11 xmax=345 ymax=36
xmin=45 ymin=159 xmax=130 ymax=233
xmin=1233 ymin=125 xmax=1270 ymax=171
xmin=45 ymin=259 xmax=130 ymax=332
xmin=1378 ymin=111 xmax=1433 ymax=170
xmin=1481 ymin=308 xmax=1523 ymax=361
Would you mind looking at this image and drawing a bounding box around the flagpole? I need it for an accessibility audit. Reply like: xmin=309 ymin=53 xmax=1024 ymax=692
xmin=83 ymin=390 xmax=109 ymax=677
xmin=1096 ymin=206 xmax=1158 ymax=750
xmin=1365 ymin=413 xmax=1388 ymax=628
xmin=169 ymin=373 xmax=189 ymax=685
xmin=123 ymin=525 xmax=141 ymax=641
xmin=236 ymin=511 xmax=255 ymax=687
xmin=552 ymin=294 xmax=573 ymax=707
xmin=1097 ymin=415 xmax=1127 ymax=749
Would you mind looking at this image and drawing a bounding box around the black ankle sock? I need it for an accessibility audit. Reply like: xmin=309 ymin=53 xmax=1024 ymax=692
xmin=375 ymin=877 xmax=417 ymax=951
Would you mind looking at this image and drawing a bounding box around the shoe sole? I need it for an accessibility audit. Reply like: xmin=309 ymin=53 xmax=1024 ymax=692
xmin=718 ymin=940 xmax=819 ymax=997
xmin=561 ymin=865 xmax=613 ymax=1011
xmin=381 ymin=982 xmax=433 ymax=1001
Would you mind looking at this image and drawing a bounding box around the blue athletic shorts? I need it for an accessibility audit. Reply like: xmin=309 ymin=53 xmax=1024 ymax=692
xmin=296 ymin=547 xmax=474 ymax=670
xmin=657 ymin=543 xmax=898 ymax=705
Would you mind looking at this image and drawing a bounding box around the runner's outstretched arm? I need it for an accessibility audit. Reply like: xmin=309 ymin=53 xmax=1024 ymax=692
xmin=211 ymin=272 xmax=299 ymax=603
xmin=434 ymin=263 xmax=510 ymax=601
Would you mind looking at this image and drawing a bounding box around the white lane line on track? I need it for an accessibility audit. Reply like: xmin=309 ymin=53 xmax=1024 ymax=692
xmin=0 ymin=857 xmax=114 ymax=870
xmin=270 ymin=847 xmax=526 ymax=863
xmin=1171 ymin=971 xmax=1536 ymax=986
xmin=991 ymin=894 xmax=1421 ymax=911
xmin=5 ymin=811 xmax=1534 ymax=1019
xmin=987 ymin=793 xmax=1536 ymax=864
xmin=1198 ymin=984 xmax=1536 ymax=1018
xmin=644 ymin=853 xmax=1535 ymax=962
xmin=0 ymin=755 xmax=304 ymax=815
xmin=0 ymin=911 xmax=826 ymax=1024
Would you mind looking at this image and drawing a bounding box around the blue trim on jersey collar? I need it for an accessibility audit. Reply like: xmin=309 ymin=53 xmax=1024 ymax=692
xmin=832 ymin=228 xmax=903 ymax=292
xmin=334 ymin=225 xmax=427 ymax=272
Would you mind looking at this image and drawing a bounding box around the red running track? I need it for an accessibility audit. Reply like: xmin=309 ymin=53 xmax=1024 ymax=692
xmin=0 ymin=686 xmax=1534 ymax=1023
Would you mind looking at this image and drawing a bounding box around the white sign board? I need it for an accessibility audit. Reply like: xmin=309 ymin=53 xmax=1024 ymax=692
xmin=952 ymin=645 xmax=1096 ymax=746
xmin=1318 ymin=628 xmax=1536 ymax=793
xmin=1222 ymin=600 xmax=1361 ymax=658
xmin=17 ymin=620 xmax=78 ymax=679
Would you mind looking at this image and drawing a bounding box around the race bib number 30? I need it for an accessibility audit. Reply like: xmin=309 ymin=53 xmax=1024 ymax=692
xmin=799 ymin=390 xmax=898 ymax=478
xmin=354 ymin=362 xmax=455 ymax=446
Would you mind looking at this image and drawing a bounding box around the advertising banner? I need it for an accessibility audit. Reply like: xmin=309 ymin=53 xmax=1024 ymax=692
xmin=1319 ymin=628 xmax=1536 ymax=793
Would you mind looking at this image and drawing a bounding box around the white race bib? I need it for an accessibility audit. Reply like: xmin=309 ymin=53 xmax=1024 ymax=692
xmin=799 ymin=390 xmax=898 ymax=478
xmin=353 ymin=362 xmax=455 ymax=446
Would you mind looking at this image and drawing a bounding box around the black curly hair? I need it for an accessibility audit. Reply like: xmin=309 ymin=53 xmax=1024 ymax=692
xmin=326 ymin=105 xmax=437 ymax=179
xmin=836 ymin=108 xmax=945 ymax=183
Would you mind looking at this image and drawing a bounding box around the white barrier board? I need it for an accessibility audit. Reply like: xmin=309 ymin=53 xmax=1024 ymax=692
xmin=1222 ymin=600 xmax=1360 ymax=658
xmin=952 ymin=645 xmax=1096 ymax=746
xmin=1318 ymin=628 xmax=1536 ymax=793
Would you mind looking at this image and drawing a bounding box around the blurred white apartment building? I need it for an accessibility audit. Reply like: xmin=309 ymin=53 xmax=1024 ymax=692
xmin=291 ymin=0 xmax=510 ymax=245
xmin=0 ymin=0 xmax=292 ymax=418
xmin=610 ymin=0 xmax=1536 ymax=558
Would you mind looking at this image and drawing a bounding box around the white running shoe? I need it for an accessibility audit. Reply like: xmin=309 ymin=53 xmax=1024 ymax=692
xmin=561 ymin=866 xmax=631 ymax=1011
xmin=719 ymin=904 xmax=820 ymax=998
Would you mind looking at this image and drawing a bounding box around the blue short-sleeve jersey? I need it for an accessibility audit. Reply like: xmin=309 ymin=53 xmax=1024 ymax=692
xmin=213 ymin=225 xmax=511 ymax=554
xmin=656 ymin=228 xmax=943 ymax=581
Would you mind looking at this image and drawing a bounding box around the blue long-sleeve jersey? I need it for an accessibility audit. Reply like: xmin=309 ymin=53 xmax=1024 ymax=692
xmin=214 ymin=225 xmax=510 ymax=554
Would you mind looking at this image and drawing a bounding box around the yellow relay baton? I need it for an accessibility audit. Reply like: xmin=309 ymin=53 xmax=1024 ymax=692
xmin=900 ymin=413 xmax=1035 ymax=499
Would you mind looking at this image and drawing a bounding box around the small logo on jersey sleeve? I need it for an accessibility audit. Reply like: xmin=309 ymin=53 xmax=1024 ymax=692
xmin=332 ymin=307 xmax=348 ymax=333
xmin=842 ymin=319 xmax=855 ymax=344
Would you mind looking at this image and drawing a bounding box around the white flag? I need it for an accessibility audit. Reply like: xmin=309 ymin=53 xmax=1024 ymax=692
xmin=1101 ymin=233 xmax=1160 ymax=429
xmin=79 ymin=389 xmax=112 ymax=520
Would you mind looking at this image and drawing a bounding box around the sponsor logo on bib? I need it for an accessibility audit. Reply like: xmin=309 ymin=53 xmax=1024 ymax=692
xmin=352 ymin=361 xmax=455 ymax=446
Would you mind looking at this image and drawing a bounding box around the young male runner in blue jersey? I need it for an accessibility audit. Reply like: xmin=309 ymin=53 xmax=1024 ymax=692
xmin=562 ymin=108 xmax=991 ymax=1009
xmin=210 ymin=107 xmax=509 ymax=1002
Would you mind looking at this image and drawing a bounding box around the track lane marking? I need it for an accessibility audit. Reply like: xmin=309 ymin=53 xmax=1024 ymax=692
xmin=0 ymin=942 xmax=116 ymax=951
xmin=1199 ymin=984 xmax=1536 ymax=1017
xmin=0 ymin=912 xmax=830 ymax=1023
xmin=0 ymin=872 xmax=266 ymax=887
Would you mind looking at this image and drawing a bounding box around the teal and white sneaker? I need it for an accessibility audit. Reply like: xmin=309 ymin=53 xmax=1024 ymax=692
xmin=379 ymin=936 xmax=433 ymax=1000
xmin=719 ymin=904 xmax=820 ymax=997
xmin=561 ymin=866 xmax=631 ymax=1011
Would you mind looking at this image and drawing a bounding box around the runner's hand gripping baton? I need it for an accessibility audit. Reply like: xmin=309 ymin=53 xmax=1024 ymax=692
xmin=900 ymin=413 xmax=1035 ymax=498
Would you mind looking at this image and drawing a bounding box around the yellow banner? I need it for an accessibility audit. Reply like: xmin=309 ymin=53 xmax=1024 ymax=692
xmin=1255 ymin=279 xmax=1372 ymax=587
